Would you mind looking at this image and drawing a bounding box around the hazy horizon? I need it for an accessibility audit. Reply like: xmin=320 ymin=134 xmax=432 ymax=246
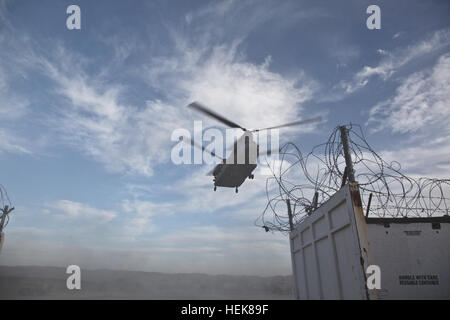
xmin=0 ymin=265 xmax=294 ymax=299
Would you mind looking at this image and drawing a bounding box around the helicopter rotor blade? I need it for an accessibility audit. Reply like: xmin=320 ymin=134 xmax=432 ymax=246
xmin=188 ymin=102 xmax=247 ymax=131
xmin=179 ymin=136 xmax=224 ymax=161
xmin=251 ymin=116 xmax=322 ymax=133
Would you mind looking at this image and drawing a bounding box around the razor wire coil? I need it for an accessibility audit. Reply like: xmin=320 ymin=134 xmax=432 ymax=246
xmin=256 ymin=124 xmax=450 ymax=233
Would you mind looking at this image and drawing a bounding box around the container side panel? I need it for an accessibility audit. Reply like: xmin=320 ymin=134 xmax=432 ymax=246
xmin=295 ymin=252 xmax=308 ymax=299
xmin=303 ymin=244 xmax=321 ymax=299
xmin=290 ymin=185 xmax=367 ymax=300
xmin=301 ymin=227 xmax=312 ymax=244
xmin=329 ymin=201 xmax=349 ymax=229
xmin=316 ymin=237 xmax=340 ymax=299
xmin=367 ymin=222 xmax=450 ymax=299
xmin=291 ymin=234 xmax=308 ymax=299
xmin=313 ymin=216 xmax=328 ymax=239
xmin=333 ymin=227 xmax=364 ymax=299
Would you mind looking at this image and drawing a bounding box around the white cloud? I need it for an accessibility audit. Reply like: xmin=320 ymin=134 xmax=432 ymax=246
xmin=0 ymin=0 xmax=320 ymax=276
xmin=2 ymin=13 xmax=318 ymax=178
xmin=185 ymin=0 xmax=234 ymax=24
xmin=0 ymin=67 xmax=29 ymax=119
xmin=120 ymin=199 xmax=174 ymax=236
xmin=365 ymin=52 xmax=450 ymax=180
xmin=144 ymin=40 xmax=318 ymax=141
xmin=44 ymin=197 xmax=174 ymax=238
xmin=0 ymin=62 xmax=31 ymax=154
xmin=1 ymin=224 xmax=291 ymax=276
xmin=377 ymin=49 xmax=388 ymax=56
xmin=182 ymin=47 xmax=315 ymax=131
xmin=183 ymin=0 xmax=322 ymax=46
xmin=118 ymin=166 xmax=266 ymax=225
xmin=0 ymin=0 xmax=11 ymax=25
xmin=368 ymin=53 xmax=450 ymax=133
xmin=144 ymin=0 xmax=320 ymax=135
xmin=29 ymin=47 xmax=191 ymax=176
xmin=338 ymin=28 xmax=450 ymax=95
xmin=329 ymin=41 xmax=360 ymax=69
xmin=0 ymin=0 xmax=320 ymax=177
xmin=46 ymin=200 xmax=117 ymax=223
xmin=378 ymin=138 xmax=450 ymax=178
xmin=0 ymin=129 xmax=31 ymax=154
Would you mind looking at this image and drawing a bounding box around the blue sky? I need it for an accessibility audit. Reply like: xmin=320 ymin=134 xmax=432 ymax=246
xmin=0 ymin=0 xmax=449 ymax=275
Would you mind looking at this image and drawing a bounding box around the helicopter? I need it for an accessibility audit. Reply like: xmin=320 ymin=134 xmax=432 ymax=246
xmin=183 ymin=102 xmax=321 ymax=193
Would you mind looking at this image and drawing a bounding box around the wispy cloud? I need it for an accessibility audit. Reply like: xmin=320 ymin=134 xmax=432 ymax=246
xmin=326 ymin=28 xmax=450 ymax=100
xmin=0 ymin=0 xmax=11 ymax=25
xmin=0 ymin=51 xmax=31 ymax=154
xmin=365 ymin=51 xmax=450 ymax=180
xmin=0 ymin=0 xmax=320 ymax=176
xmin=183 ymin=0 xmax=323 ymax=46
xmin=368 ymin=53 xmax=450 ymax=133
xmin=0 ymin=66 xmax=29 ymax=120
xmin=0 ymin=129 xmax=31 ymax=154
xmin=9 ymin=0 xmax=448 ymax=277
xmin=42 ymin=197 xmax=170 ymax=241
xmin=378 ymin=137 xmax=450 ymax=178
xmin=2 ymin=224 xmax=291 ymax=275
xmin=144 ymin=7 xmax=319 ymax=133
xmin=20 ymin=45 xmax=191 ymax=176
xmin=45 ymin=200 xmax=117 ymax=223
xmin=120 ymin=199 xmax=174 ymax=236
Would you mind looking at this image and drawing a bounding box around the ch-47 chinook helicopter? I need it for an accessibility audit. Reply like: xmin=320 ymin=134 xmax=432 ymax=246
xmin=183 ymin=102 xmax=321 ymax=193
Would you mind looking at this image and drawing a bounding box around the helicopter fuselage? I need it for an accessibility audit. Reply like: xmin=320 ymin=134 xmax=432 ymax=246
xmin=186 ymin=101 xmax=320 ymax=193
xmin=213 ymin=163 xmax=257 ymax=188
xmin=212 ymin=131 xmax=258 ymax=191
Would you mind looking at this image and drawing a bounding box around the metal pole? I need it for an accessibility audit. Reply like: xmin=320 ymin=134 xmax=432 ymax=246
xmin=365 ymin=193 xmax=373 ymax=218
xmin=341 ymin=167 xmax=348 ymax=188
xmin=339 ymin=126 xmax=355 ymax=183
xmin=312 ymin=191 xmax=319 ymax=211
xmin=286 ymin=199 xmax=294 ymax=231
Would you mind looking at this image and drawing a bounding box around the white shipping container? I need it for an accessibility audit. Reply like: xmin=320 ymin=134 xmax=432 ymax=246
xmin=289 ymin=182 xmax=450 ymax=300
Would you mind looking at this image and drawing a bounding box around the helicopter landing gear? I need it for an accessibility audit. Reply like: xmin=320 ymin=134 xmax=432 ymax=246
xmin=235 ymin=187 xmax=238 ymax=194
